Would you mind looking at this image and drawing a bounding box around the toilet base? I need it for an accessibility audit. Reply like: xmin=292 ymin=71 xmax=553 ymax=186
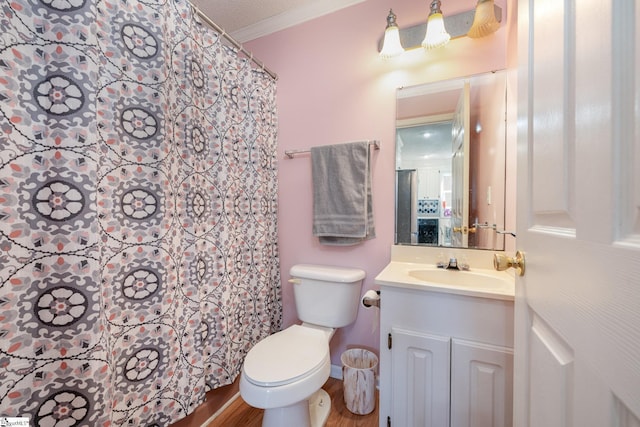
xmin=262 ymin=389 xmax=331 ymax=427
xmin=309 ymin=389 xmax=331 ymax=427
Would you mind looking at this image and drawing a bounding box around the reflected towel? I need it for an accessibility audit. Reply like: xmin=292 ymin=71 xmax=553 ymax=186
xmin=311 ymin=141 xmax=375 ymax=246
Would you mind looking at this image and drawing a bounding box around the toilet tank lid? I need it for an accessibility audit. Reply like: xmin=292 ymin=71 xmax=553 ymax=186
xmin=289 ymin=264 xmax=365 ymax=282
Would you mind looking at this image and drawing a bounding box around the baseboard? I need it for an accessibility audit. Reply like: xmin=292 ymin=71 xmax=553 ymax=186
xmin=202 ymin=392 xmax=241 ymax=426
xmin=330 ymin=364 xmax=342 ymax=380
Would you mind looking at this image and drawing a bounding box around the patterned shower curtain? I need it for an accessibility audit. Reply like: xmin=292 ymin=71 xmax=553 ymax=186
xmin=0 ymin=0 xmax=281 ymax=424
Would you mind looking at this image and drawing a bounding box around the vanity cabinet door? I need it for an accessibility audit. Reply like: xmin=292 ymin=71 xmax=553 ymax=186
xmin=450 ymin=339 xmax=514 ymax=427
xmin=391 ymin=327 xmax=451 ymax=427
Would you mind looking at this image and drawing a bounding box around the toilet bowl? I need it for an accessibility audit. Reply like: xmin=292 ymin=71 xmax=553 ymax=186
xmin=240 ymin=324 xmax=334 ymax=427
xmin=239 ymin=264 xmax=365 ymax=427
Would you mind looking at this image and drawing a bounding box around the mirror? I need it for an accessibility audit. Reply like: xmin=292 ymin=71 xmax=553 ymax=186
xmin=395 ymin=70 xmax=507 ymax=250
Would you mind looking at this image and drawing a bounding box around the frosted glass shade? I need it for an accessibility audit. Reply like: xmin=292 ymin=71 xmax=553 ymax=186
xmin=468 ymin=0 xmax=501 ymax=38
xmin=380 ymin=26 xmax=405 ymax=59
xmin=422 ymin=13 xmax=450 ymax=49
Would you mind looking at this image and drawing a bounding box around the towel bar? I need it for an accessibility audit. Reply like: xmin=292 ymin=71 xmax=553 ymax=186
xmin=284 ymin=140 xmax=380 ymax=159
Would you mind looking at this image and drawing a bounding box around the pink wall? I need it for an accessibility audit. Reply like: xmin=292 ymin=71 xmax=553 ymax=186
xmin=246 ymin=0 xmax=514 ymax=366
xmin=471 ymin=74 xmax=508 ymax=250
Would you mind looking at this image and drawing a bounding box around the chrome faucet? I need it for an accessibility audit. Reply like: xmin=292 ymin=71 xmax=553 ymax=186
xmin=437 ymin=253 xmax=470 ymax=270
xmin=437 ymin=256 xmax=470 ymax=271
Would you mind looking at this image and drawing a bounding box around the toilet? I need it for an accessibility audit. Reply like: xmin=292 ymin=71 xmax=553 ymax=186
xmin=239 ymin=264 xmax=365 ymax=427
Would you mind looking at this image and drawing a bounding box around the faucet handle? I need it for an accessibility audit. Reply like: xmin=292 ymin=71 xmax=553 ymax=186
xmin=458 ymin=255 xmax=470 ymax=271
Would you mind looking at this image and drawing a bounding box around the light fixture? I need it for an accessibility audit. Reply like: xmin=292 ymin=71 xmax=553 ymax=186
xmin=376 ymin=1 xmax=503 ymax=56
xmin=379 ymin=9 xmax=405 ymax=59
xmin=468 ymin=0 xmax=501 ymax=38
xmin=422 ymin=0 xmax=451 ymax=50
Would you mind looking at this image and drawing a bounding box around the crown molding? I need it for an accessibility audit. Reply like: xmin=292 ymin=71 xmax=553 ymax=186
xmin=231 ymin=0 xmax=365 ymax=43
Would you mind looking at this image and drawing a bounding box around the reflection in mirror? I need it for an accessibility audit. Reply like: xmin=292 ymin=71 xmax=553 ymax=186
xmin=395 ymin=70 xmax=507 ymax=250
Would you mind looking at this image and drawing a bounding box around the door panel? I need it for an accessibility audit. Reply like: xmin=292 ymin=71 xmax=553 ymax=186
xmin=391 ymin=327 xmax=450 ymax=427
xmin=529 ymin=315 xmax=573 ymax=427
xmin=451 ymin=339 xmax=513 ymax=427
xmin=451 ymin=82 xmax=470 ymax=247
xmin=530 ymin=0 xmax=574 ymax=228
xmin=611 ymin=0 xmax=640 ymax=244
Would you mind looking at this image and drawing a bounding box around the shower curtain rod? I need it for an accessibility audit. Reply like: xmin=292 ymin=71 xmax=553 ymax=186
xmin=189 ymin=2 xmax=278 ymax=81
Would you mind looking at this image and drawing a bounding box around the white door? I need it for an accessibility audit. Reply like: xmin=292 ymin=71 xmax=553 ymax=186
xmin=515 ymin=0 xmax=640 ymax=425
xmin=451 ymin=82 xmax=470 ymax=247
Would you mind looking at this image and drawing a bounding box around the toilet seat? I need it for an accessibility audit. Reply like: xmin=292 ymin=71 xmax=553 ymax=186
xmin=243 ymin=325 xmax=329 ymax=387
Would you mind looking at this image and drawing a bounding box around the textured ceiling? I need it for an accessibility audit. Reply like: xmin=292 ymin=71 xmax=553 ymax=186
xmin=191 ymin=0 xmax=364 ymax=43
xmin=193 ymin=0 xmax=308 ymax=34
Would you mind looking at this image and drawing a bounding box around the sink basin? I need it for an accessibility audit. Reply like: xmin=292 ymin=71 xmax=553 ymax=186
xmin=408 ymin=268 xmax=511 ymax=290
xmin=375 ymin=261 xmax=515 ymax=300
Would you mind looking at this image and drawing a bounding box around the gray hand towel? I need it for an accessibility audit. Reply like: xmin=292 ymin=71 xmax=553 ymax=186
xmin=311 ymin=141 xmax=375 ymax=246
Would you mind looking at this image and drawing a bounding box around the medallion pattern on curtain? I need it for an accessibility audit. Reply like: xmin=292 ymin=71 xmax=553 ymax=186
xmin=0 ymin=0 xmax=281 ymax=424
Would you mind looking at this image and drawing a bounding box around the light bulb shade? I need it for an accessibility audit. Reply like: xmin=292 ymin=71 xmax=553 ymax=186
xmin=468 ymin=0 xmax=500 ymax=38
xmin=379 ymin=9 xmax=405 ymax=58
xmin=380 ymin=27 xmax=405 ymax=58
xmin=422 ymin=13 xmax=451 ymax=49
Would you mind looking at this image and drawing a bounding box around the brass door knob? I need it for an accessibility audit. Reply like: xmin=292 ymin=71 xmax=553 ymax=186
xmin=493 ymin=251 xmax=526 ymax=276
xmin=452 ymin=226 xmax=475 ymax=234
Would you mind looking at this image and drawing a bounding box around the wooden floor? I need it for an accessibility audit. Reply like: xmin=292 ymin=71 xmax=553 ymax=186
xmin=207 ymin=377 xmax=379 ymax=427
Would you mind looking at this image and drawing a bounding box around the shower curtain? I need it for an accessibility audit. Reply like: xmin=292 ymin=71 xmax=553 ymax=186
xmin=0 ymin=0 xmax=281 ymax=424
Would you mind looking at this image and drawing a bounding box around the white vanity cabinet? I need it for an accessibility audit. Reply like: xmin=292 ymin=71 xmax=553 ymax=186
xmin=378 ymin=284 xmax=514 ymax=427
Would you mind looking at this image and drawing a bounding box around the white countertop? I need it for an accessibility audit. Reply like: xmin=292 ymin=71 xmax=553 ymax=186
xmin=375 ymin=260 xmax=515 ymax=301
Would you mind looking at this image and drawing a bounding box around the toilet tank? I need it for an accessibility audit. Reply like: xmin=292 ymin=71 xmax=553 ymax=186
xmin=290 ymin=264 xmax=365 ymax=328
